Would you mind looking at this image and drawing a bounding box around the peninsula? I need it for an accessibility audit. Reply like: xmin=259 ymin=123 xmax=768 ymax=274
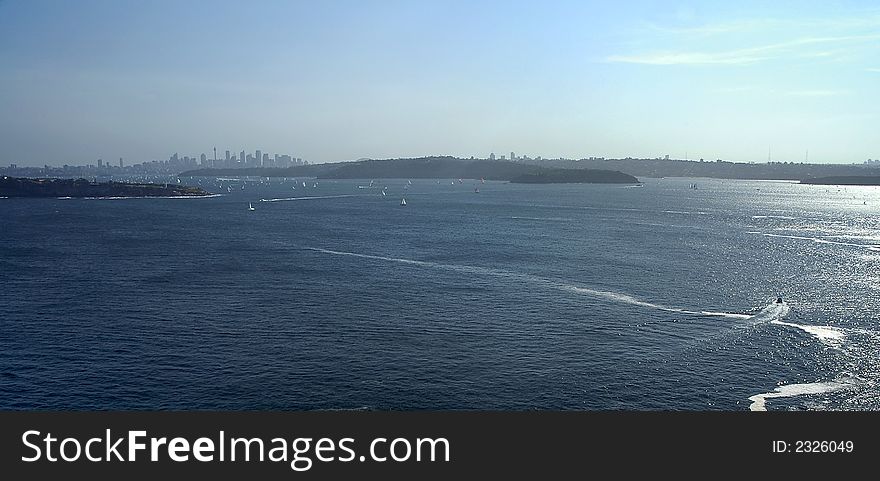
xmin=800 ymin=176 xmax=880 ymax=186
xmin=509 ymin=168 xmax=638 ymax=184
xmin=0 ymin=177 xmax=212 ymax=198
xmin=182 ymin=157 xmax=639 ymax=184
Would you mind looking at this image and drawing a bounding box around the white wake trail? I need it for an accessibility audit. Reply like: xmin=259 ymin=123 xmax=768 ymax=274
xmin=306 ymin=247 xmax=751 ymax=320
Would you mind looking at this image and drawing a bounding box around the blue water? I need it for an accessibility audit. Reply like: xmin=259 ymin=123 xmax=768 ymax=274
xmin=2 ymin=177 xmax=879 ymax=410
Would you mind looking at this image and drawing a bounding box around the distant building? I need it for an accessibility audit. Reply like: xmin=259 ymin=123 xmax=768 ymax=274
xmin=255 ymin=150 xmax=262 ymax=167
xmin=225 ymin=150 xmax=231 ymax=162
xmin=119 ymin=158 xmax=123 ymax=168
xmin=97 ymin=158 xmax=103 ymax=168
xmin=200 ymin=153 xmax=207 ymax=164
xmin=489 ymin=152 xmax=496 ymax=161
xmin=510 ymin=151 xmax=516 ymax=160
xmin=500 ymin=155 xmax=506 ymax=160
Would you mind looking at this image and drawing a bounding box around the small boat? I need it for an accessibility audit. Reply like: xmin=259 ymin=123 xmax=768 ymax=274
xmin=775 ymin=297 xmax=783 ymax=304
xmin=248 ymin=202 xmax=255 ymax=211
xmin=400 ymin=198 xmax=407 ymax=206
xmin=474 ymin=187 xmax=480 ymax=193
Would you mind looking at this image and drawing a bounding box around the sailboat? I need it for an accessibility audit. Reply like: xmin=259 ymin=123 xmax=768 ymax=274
xmin=400 ymin=198 xmax=407 ymax=206
xmin=248 ymin=202 xmax=255 ymax=211
xmin=474 ymin=186 xmax=480 ymax=193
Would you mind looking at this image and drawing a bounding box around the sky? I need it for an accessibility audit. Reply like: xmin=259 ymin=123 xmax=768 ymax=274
xmin=1 ymin=0 xmax=878 ymax=166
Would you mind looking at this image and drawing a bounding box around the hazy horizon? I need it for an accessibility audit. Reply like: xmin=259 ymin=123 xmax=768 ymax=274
xmin=2 ymin=0 xmax=879 ymax=167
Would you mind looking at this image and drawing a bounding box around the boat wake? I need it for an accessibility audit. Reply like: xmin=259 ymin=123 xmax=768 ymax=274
xmin=260 ymin=195 xmax=362 ymax=202
xmin=509 ymin=216 xmax=573 ymax=222
xmin=771 ymin=320 xmax=845 ymax=346
xmin=744 ymin=302 xmax=790 ymax=325
xmin=749 ymin=232 xmax=880 ymax=251
xmin=306 ymin=247 xmax=752 ymax=321
xmin=746 ymin=308 xmax=866 ymax=410
xmin=748 ymin=379 xmax=853 ymax=412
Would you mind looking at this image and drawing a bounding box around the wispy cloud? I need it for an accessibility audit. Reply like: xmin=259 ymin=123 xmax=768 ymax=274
xmin=785 ymin=89 xmax=848 ymax=97
xmin=641 ymin=13 xmax=880 ymax=37
xmin=608 ymin=34 xmax=880 ymax=66
xmin=607 ymin=51 xmax=764 ymax=65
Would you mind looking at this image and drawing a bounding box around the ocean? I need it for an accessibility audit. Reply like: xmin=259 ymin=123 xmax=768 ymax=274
xmin=1 ymin=176 xmax=878 ymax=410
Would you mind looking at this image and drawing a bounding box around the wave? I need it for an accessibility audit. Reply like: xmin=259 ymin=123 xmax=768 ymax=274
xmin=752 ymin=215 xmax=797 ymax=220
xmin=509 ymin=216 xmax=573 ymax=222
xmin=751 ymin=232 xmax=880 ymax=251
xmin=306 ymin=247 xmax=753 ymax=320
xmin=662 ymin=210 xmax=708 ymax=215
xmin=260 ymin=195 xmax=361 ymax=202
xmin=748 ymin=379 xmax=852 ymax=411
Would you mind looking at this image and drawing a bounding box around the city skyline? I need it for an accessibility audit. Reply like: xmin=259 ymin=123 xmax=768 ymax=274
xmin=2 ymin=0 xmax=879 ymax=166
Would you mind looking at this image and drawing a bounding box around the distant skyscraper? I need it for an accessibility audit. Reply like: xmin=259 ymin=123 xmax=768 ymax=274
xmin=489 ymin=152 xmax=495 ymax=161
xmin=97 ymin=158 xmax=103 ymax=167
xmin=200 ymin=153 xmax=207 ymax=164
xmin=119 ymin=158 xmax=123 ymax=168
xmin=255 ymin=150 xmax=262 ymax=167
xmin=240 ymin=150 xmax=246 ymax=166
xmin=225 ymin=150 xmax=230 ymax=162
xmin=510 ymin=151 xmax=516 ymax=160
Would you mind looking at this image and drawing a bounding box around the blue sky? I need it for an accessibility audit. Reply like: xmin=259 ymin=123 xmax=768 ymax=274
xmin=1 ymin=0 xmax=878 ymax=165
